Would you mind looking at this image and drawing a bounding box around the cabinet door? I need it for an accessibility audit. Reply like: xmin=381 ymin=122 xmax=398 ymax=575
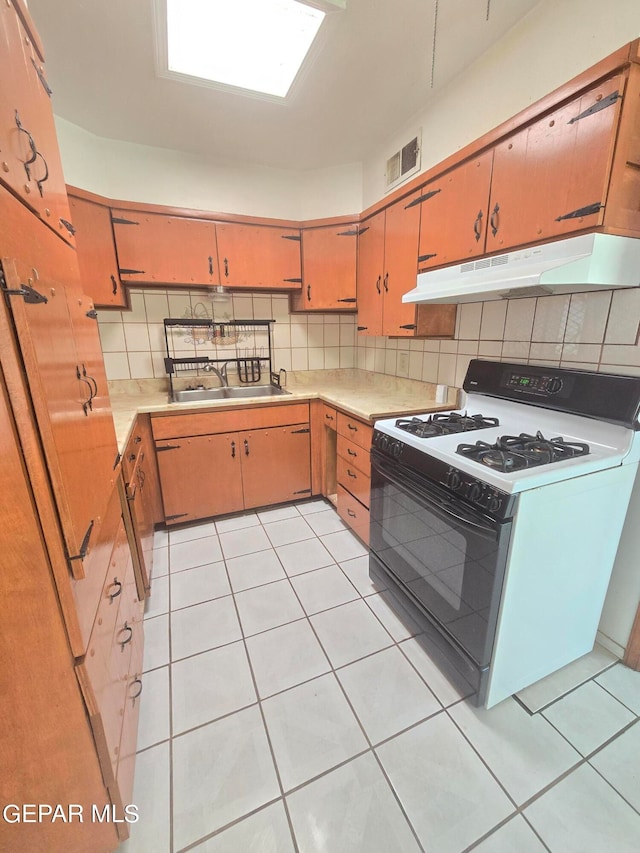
xmin=216 ymin=222 xmax=302 ymax=290
xmin=2 ymin=262 xmax=116 ymax=579
xmin=155 ymin=433 xmax=243 ymax=524
xmin=356 ymin=210 xmax=385 ymax=336
xmin=293 ymin=224 xmax=358 ymax=310
xmin=486 ymin=75 xmax=624 ymax=252
xmin=381 ymin=192 xmax=421 ymax=337
xmin=240 ymin=425 xmax=311 ymax=509
xmin=418 ymin=153 xmax=493 ymax=269
xmin=69 ymin=195 xmax=125 ymax=307
xmin=112 ymin=210 xmax=220 ymax=286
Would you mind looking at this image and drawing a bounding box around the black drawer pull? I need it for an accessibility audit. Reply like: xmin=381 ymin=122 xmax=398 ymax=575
xmin=347 ymin=448 xmax=357 ymax=456
xmin=118 ymin=622 xmax=133 ymax=651
xmin=325 ymin=413 xmax=334 ymax=421
xmin=129 ymin=678 xmax=143 ymax=702
xmin=244 ymin=438 xmax=250 ymax=456
xmin=347 ymin=424 xmax=358 ymax=431
xmin=347 ymin=508 xmax=356 ymax=518
xmin=108 ymin=577 xmax=122 ymax=603
xmin=347 ymin=469 xmax=357 ymax=478
xmin=111 ymin=274 xmax=118 ymax=295
xmin=128 ymin=452 xmax=136 ymax=462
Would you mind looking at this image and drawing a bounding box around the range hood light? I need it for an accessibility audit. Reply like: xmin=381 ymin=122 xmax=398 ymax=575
xmin=209 ymin=285 xmax=231 ymax=302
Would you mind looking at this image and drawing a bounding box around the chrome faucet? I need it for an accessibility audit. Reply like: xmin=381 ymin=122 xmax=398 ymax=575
xmin=203 ymin=362 xmax=228 ymax=387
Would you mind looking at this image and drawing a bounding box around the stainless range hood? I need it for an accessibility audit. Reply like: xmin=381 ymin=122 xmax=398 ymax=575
xmin=403 ymin=233 xmax=640 ymax=304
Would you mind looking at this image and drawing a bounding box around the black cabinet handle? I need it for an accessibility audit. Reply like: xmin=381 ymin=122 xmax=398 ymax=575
xmin=118 ymin=622 xmax=133 ymax=651
xmin=14 ymin=111 xmax=37 ymax=179
xmin=375 ymin=275 xmax=381 ymax=294
xmin=399 ymin=324 xmax=417 ymax=330
xmin=347 ymin=508 xmax=356 ymax=518
xmin=129 ymin=677 xmax=143 ymax=703
xmin=108 ymin=577 xmax=122 ymax=603
xmin=490 ymin=202 xmax=500 ymax=237
xmin=244 ymin=438 xmax=250 ymax=456
xmin=357 ymin=326 xmax=368 ymax=331
xmin=383 ymin=273 xmax=389 ymax=293
xmin=307 ymin=284 xmax=311 ymax=301
xmin=231 ymin=440 xmax=236 ymax=458
xmin=347 ymin=469 xmax=357 ymax=478
xmin=325 ymin=413 xmax=334 ymax=421
xmin=83 ymin=365 xmax=98 ymax=399
xmin=473 ymin=210 xmax=483 ymax=242
xmin=224 ymin=258 xmax=229 ymax=278
xmin=111 ymin=274 xmax=118 ymax=295
xmin=347 ymin=423 xmax=358 ymax=431
xmin=34 ymin=150 xmax=49 ymax=197
xmin=208 ymin=255 xmax=214 ymax=276
xmin=347 ymin=448 xmax=357 ymax=456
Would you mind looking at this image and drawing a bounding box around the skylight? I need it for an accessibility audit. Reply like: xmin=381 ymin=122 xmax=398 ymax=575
xmin=166 ymin=0 xmax=326 ymax=99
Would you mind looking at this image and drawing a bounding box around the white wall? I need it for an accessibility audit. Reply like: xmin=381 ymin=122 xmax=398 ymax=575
xmin=55 ymin=116 xmax=362 ymax=221
xmin=362 ymin=0 xmax=640 ymax=206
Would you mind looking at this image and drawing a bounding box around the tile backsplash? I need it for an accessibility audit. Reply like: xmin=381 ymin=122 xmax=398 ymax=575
xmin=99 ymin=287 xmax=640 ymax=387
xmin=355 ymin=288 xmax=640 ymax=386
xmin=97 ymin=290 xmax=357 ymax=381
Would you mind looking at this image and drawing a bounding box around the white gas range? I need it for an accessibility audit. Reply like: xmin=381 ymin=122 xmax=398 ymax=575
xmin=369 ymin=360 xmax=640 ymax=707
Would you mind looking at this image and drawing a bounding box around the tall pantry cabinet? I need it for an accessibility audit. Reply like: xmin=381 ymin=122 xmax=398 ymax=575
xmin=0 ymin=2 xmax=142 ymax=850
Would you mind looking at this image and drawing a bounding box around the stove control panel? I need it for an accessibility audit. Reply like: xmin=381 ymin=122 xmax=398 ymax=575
xmin=506 ymin=371 xmax=566 ymax=396
xmin=445 ymin=467 xmax=505 ymax=513
xmin=372 ymin=431 xmax=405 ymax=459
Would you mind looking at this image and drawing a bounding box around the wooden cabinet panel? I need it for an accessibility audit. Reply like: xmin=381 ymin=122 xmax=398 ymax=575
xmin=337 ymin=453 xmax=371 ymax=509
xmin=215 ymin=222 xmax=302 ymax=290
xmin=337 ymin=484 xmax=369 ymax=545
xmin=292 ymin=224 xmax=358 ymax=310
xmin=322 ymin=403 xmax=337 ymax=431
xmin=112 ymin=209 xmax=219 ymax=286
xmin=156 ymin=433 xmax=244 ymax=524
xmin=69 ymin=194 xmax=125 ymax=307
xmin=356 ymin=210 xmax=385 ymax=336
xmin=241 ymin=425 xmax=311 ymax=509
xmin=418 ymin=153 xmax=493 ymax=269
xmin=3 ymin=262 xmax=117 ymax=579
xmin=486 ymin=75 xmax=624 ymax=252
xmin=337 ymin=434 xmax=370 ymax=477
xmin=382 ymin=192 xmax=422 ymax=336
xmin=336 ymin=412 xmax=372 ymax=451
xmin=151 ymin=402 xmax=310 ymax=440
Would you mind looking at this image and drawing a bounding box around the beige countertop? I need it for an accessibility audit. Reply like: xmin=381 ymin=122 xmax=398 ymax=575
xmin=108 ymin=369 xmax=460 ymax=452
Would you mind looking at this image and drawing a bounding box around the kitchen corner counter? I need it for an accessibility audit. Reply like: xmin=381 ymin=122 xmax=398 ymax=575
xmin=108 ymin=369 xmax=460 ymax=451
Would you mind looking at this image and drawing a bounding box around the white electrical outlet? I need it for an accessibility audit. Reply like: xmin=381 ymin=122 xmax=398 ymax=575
xmin=398 ymin=351 xmax=409 ymax=377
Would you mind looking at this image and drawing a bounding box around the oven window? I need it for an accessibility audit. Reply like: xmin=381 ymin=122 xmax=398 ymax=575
xmin=371 ymin=479 xmax=509 ymax=666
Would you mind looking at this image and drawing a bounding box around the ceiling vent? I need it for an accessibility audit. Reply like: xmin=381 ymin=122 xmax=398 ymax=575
xmin=385 ymin=131 xmax=421 ymax=192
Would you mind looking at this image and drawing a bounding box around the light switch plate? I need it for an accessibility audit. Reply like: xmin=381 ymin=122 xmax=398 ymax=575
xmin=397 ymin=351 xmax=409 ymax=377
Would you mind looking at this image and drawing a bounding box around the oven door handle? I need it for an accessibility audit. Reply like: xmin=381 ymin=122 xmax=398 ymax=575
xmin=372 ymin=456 xmax=500 ymax=538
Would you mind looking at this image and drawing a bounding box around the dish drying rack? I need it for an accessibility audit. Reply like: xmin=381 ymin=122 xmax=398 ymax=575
xmin=163 ymin=318 xmax=276 ymax=397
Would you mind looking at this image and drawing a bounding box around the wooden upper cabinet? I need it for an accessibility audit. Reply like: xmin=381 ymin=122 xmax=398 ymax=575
xmin=356 ymin=210 xmax=385 ymax=336
xmin=215 ymin=222 xmax=302 ymax=290
xmin=418 ymin=152 xmax=493 ymax=270
xmin=0 ymin=0 xmax=74 ymax=243
xmin=69 ymin=194 xmax=126 ymax=307
xmin=291 ymin=223 xmax=358 ymax=311
xmin=486 ymin=74 xmax=624 ymax=252
xmin=382 ymin=191 xmax=424 ymax=336
xmin=112 ymin=209 xmax=220 ymax=286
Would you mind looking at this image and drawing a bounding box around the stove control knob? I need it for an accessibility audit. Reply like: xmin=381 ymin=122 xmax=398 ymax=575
xmin=547 ymin=377 xmax=563 ymax=394
xmin=488 ymin=493 xmax=502 ymax=513
xmin=379 ymin=435 xmax=389 ymax=452
xmin=392 ymin=441 xmax=402 ymax=458
xmin=468 ymin=483 xmax=482 ymax=503
xmin=447 ymin=468 xmax=462 ymax=490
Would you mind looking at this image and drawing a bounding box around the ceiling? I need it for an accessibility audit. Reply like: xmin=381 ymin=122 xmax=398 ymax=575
xmin=26 ymin=0 xmax=541 ymax=171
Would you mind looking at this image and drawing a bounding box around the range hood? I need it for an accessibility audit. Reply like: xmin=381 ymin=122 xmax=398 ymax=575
xmin=403 ymin=233 xmax=640 ymax=304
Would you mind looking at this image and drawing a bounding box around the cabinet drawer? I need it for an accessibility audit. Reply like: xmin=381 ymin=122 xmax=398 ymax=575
xmin=336 ymin=435 xmax=370 ymax=477
xmin=122 ymin=426 xmax=144 ymax=483
xmin=337 ymin=485 xmax=369 ymax=545
xmin=116 ymin=631 xmax=144 ymax=817
xmin=152 ymin=402 xmax=310 ymax=440
xmin=322 ymin=404 xmax=337 ymax=430
xmin=337 ymin=454 xmax=371 ymax=509
xmin=336 ymin=413 xmax=372 ymax=451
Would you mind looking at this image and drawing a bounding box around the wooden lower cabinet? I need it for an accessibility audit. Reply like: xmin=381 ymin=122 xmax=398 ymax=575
xmin=153 ymin=404 xmax=311 ymax=524
xmin=337 ymin=485 xmax=370 ymax=545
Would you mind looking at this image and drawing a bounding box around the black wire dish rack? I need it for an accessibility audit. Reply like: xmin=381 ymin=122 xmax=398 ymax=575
xmin=163 ymin=318 xmax=276 ymax=400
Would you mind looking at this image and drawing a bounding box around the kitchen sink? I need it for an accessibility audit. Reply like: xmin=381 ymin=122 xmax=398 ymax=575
xmin=172 ymin=385 xmax=289 ymax=403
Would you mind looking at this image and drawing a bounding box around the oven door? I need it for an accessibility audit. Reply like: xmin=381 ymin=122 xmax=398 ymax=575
xmin=370 ymin=450 xmax=513 ymax=672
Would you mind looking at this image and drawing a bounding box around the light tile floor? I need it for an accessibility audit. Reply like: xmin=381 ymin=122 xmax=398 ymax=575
xmin=122 ymin=499 xmax=640 ymax=853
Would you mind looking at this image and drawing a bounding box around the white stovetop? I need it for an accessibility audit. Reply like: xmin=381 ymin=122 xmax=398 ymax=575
xmin=374 ymin=393 xmax=640 ymax=494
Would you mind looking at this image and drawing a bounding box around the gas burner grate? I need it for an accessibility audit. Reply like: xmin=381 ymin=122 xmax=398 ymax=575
xmin=395 ymin=412 xmax=499 ymax=438
xmin=457 ymin=431 xmax=590 ymax=472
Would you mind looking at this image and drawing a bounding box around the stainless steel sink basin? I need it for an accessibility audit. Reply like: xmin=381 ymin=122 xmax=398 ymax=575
xmin=172 ymin=385 xmax=289 ymax=403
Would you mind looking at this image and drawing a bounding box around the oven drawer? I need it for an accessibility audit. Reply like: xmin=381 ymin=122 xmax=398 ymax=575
xmin=337 ymin=435 xmax=370 ymax=477
xmin=337 ymin=413 xmax=372 ymax=451
xmin=337 ymin=453 xmax=371 ymax=509
xmin=337 ymin=484 xmax=369 ymax=545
